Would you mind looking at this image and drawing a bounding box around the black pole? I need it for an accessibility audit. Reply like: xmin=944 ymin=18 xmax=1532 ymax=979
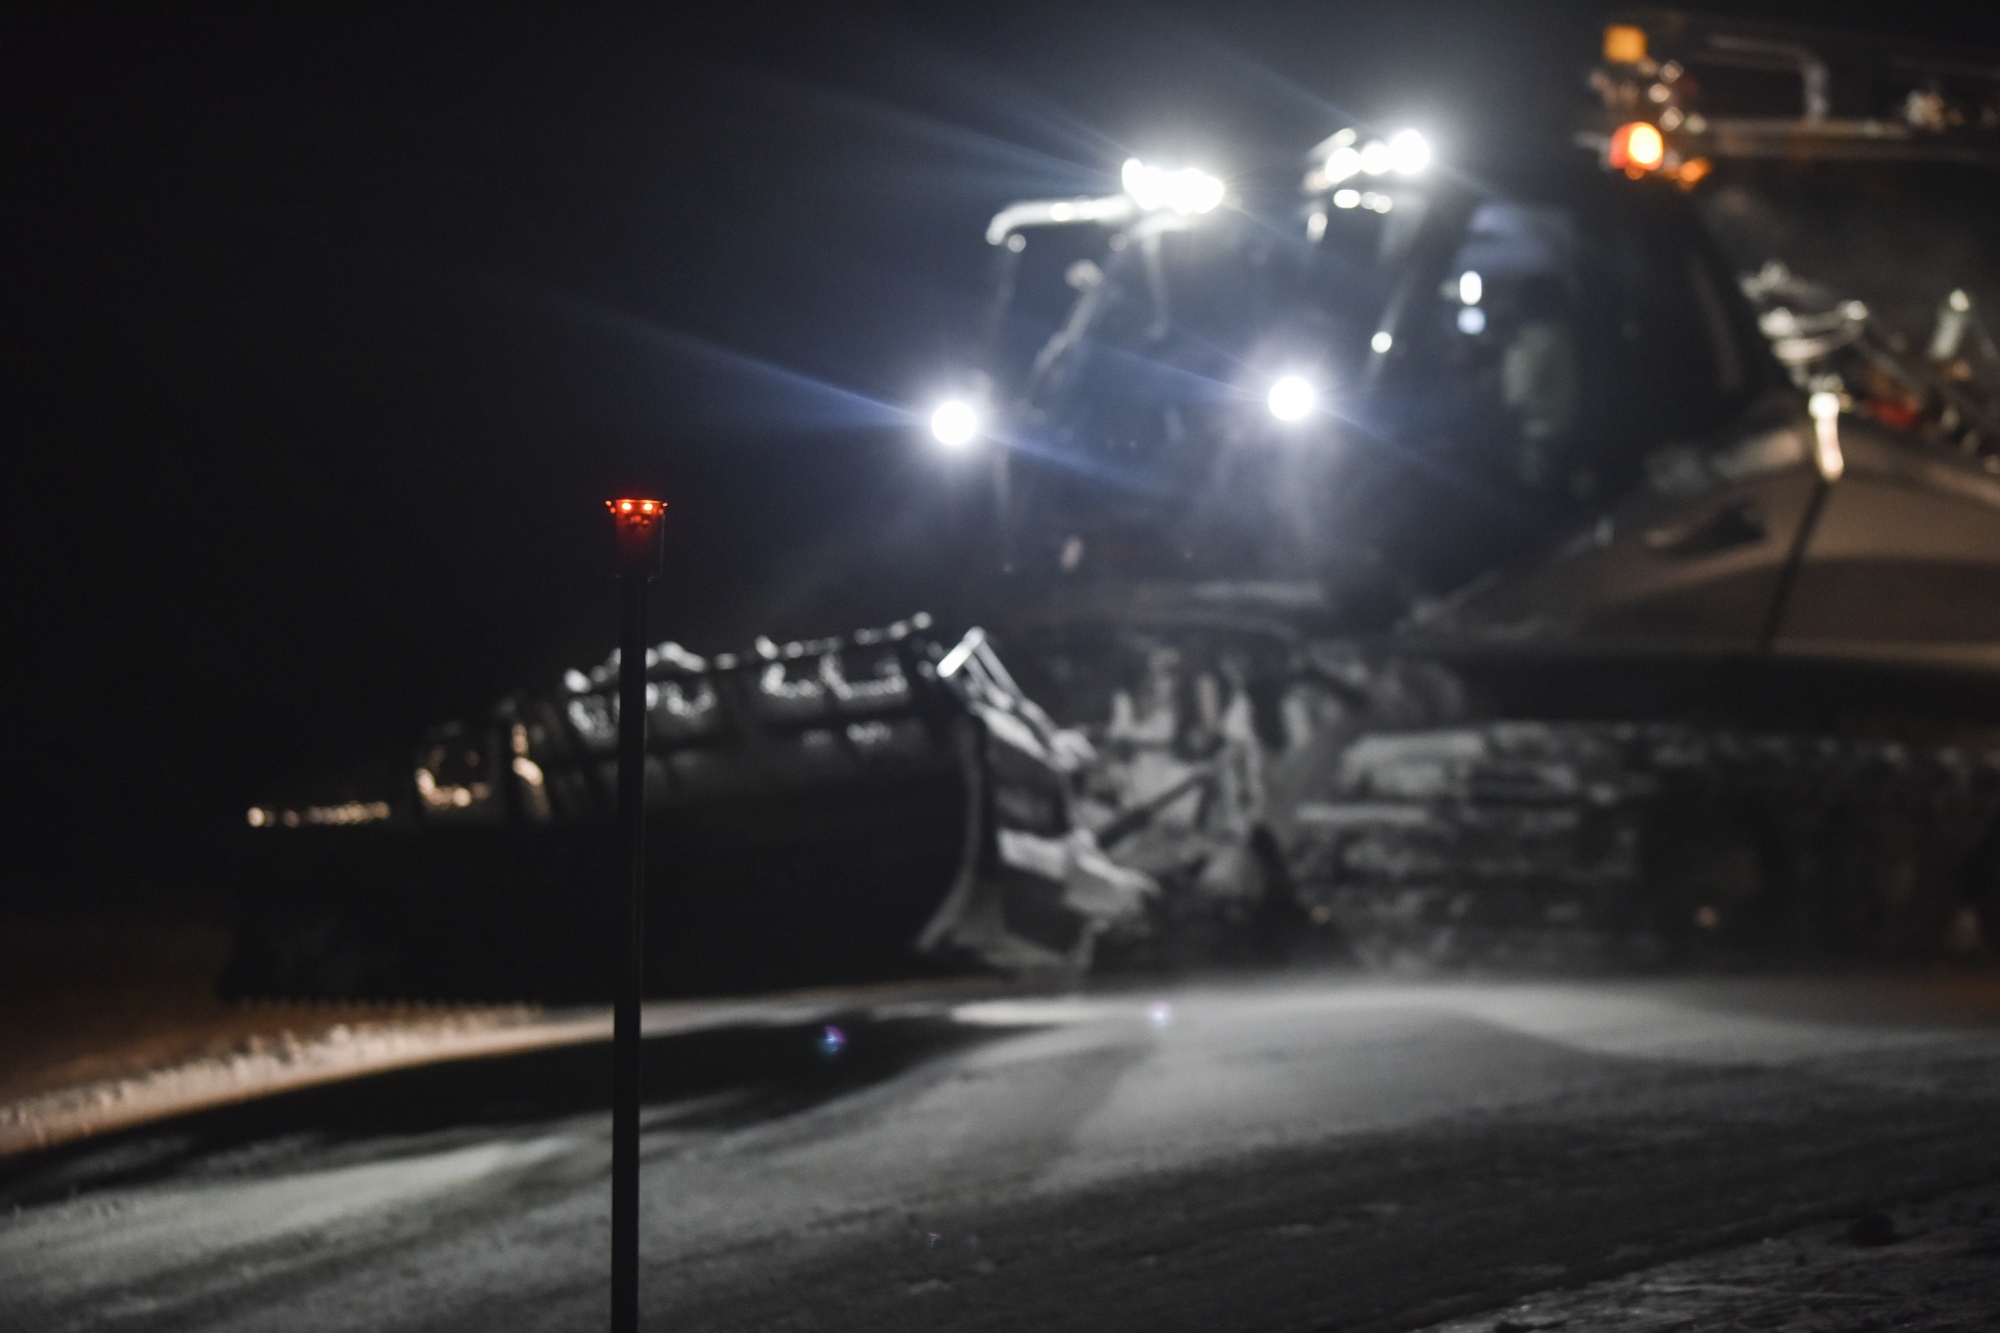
xmin=607 ymin=498 xmax=665 ymax=1333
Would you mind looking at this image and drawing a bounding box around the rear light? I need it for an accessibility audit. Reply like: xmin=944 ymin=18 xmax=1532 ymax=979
xmin=1609 ymin=121 xmax=1666 ymax=173
xmin=1603 ymin=24 xmax=1648 ymax=65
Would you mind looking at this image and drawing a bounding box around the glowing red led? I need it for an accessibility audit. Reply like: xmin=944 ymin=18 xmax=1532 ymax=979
xmin=607 ymin=497 xmax=667 ymax=572
xmin=607 ymin=498 xmax=665 ymax=519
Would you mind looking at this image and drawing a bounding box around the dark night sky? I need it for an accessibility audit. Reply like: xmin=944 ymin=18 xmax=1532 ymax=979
xmin=7 ymin=2 xmax=1995 ymax=914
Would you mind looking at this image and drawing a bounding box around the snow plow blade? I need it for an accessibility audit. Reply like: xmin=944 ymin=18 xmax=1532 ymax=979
xmin=220 ymin=618 xmax=1153 ymax=1003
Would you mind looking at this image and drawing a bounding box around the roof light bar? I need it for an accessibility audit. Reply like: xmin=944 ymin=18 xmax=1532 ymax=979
xmin=1121 ymin=159 xmax=1225 ymax=215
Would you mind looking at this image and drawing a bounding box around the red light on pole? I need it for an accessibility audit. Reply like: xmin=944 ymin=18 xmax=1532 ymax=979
xmin=608 ymin=498 xmax=667 ymax=574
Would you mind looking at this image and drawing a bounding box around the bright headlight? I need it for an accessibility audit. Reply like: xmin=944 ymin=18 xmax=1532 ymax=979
xmin=1267 ymin=375 xmax=1317 ymax=422
xmin=1346 ymin=129 xmax=1429 ymax=181
xmin=1122 ymin=158 xmax=1225 ymax=215
xmin=930 ymin=399 xmax=979 ymax=448
xmin=1387 ymin=129 xmax=1431 ymax=174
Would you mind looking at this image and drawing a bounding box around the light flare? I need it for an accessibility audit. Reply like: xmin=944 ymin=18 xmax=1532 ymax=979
xmin=930 ymin=399 xmax=980 ymax=448
xmin=1267 ymin=375 xmax=1318 ymax=422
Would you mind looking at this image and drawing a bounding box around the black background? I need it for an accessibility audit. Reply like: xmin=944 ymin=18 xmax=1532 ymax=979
xmin=7 ymin=2 xmax=1995 ymax=916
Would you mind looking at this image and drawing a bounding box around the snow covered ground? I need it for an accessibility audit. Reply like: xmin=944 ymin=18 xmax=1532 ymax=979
xmin=6 ymin=973 xmax=2000 ymax=1331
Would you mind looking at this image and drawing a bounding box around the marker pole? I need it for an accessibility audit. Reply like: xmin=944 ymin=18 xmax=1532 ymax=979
xmin=607 ymin=498 xmax=665 ymax=1333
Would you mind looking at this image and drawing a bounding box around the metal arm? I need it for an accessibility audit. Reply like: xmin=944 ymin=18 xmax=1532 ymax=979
xmin=985 ymin=195 xmax=1137 ymax=246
